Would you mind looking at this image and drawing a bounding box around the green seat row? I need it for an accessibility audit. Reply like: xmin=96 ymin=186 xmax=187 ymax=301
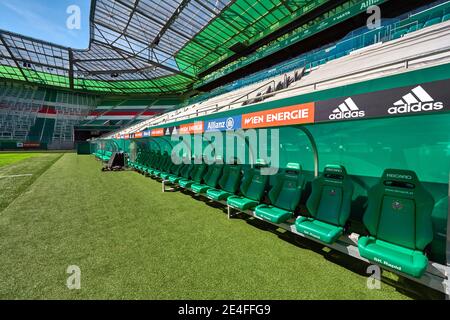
xmin=130 ymin=150 xmax=434 ymax=279
xmin=93 ymin=150 xmax=113 ymax=162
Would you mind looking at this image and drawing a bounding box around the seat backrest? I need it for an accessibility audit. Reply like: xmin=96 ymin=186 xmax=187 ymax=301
xmin=268 ymin=163 xmax=305 ymax=211
xmin=307 ymin=165 xmax=353 ymax=227
xmin=191 ymin=162 xmax=208 ymax=183
xmin=168 ymin=156 xmax=182 ymax=175
xmin=204 ymin=162 xmax=224 ymax=188
xmin=219 ymin=163 xmax=242 ymax=193
xmin=159 ymin=152 xmax=170 ymax=170
xmin=363 ymin=169 xmax=434 ymax=251
xmin=152 ymin=152 xmax=162 ymax=168
xmin=240 ymin=159 xmax=269 ymax=201
xmin=180 ymin=161 xmax=194 ymax=179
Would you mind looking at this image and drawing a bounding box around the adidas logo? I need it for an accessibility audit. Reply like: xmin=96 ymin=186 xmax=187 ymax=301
xmin=329 ymin=98 xmax=365 ymax=120
xmin=388 ymin=86 xmax=444 ymax=114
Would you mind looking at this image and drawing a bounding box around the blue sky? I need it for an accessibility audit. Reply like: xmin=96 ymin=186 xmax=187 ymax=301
xmin=0 ymin=0 xmax=91 ymax=49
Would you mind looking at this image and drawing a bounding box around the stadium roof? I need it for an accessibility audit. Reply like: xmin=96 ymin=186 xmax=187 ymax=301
xmin=0 ymin=0 xmax=322 ymax=94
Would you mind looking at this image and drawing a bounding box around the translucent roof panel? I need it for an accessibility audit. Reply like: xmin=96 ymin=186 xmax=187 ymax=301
xmin=0 ymin=0 xmax=323 ymax=94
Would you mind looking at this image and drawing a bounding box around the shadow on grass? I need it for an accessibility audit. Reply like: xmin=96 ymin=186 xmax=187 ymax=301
xmin=181 ymin=190 xmax=444 ymax=300
xmin=134 ymin=178 xmax=444 ymax=300
xmin=237 ymin=214 xmax=444 ymax=300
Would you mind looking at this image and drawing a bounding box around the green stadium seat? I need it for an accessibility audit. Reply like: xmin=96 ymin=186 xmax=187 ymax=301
xmin=152 ymin=152 xmax=171 ymax=177
xmin=191 ymin=158 xmax=224 ymax=194
xmin=160 ymin=160 xmax=183 ymax=180
xmin=227 ymin=159 xmax=269 ymax=211
xmin=147 ymin=152 xmax=163 ymax=174
xmin=206 ymin=160 xmax=242 ymax=201
xmin=392 ymin=28 xmax=408 ymax=40
xmin=178 ymin=160 xmax=207 ymax=188
xmin=295 ymin=165 xmax=353 ymax=244
xmin=408 ymin=22 xmax=424 ymax=33
xmin=358 ymin=169 xmax=434 ymax=278
xmin=254 ymin=163 xmax=305 ymax=224
xmin=169 ymin=162 xmax=194 ymax=184
xmin=424 ymin=17 xmax=442 ymax=28
xmin=443 ymin=13 xmax=450 ymax=22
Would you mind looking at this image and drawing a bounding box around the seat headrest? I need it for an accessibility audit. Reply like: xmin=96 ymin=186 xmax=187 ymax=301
xmin=323 ymin=165 xmax=347 ymax=181
xmin=285 ymin=163 xmax=302 ymax=174
xmin=324 ymin=165 xmax=347 ymax=175
xmin=227 ymin=156 xmax=241 ymax=165
xmin=381 ymin=169 xmax=419 ymax=190
xmin=254 ymin=158 xmax=269 ymax=168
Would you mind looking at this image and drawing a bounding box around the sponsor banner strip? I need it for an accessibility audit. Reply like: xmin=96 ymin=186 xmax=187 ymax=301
xmin=123 ymin=79 xmax=449 ymax=139
xmin=315 ymin=79 xmax=449 ymax=123
xmin=242 ymin=103 xmax=315 ymax=129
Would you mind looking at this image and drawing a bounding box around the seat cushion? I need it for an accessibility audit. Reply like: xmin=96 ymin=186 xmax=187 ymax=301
xmin=168 ymin=176 xmax=182 ymax=184
xmin=206 ymin=189 xmax=233 ymax=201
xmin=295 ymin=217 xmax=343 ymax=244
xmin=178 ymin=179 xmax=194 ymax=188
xmin=160 ymin=172 xmax=172 ymax=180
xmin=227 ymin=196 xmax=259 ymax=211
xmin=358 ymin=236 xmax=428 ymax=278
xmin=255 ymin=204 xmax=292 ymax=224
xmin=191 ymin=183 xmax=212 ymax=194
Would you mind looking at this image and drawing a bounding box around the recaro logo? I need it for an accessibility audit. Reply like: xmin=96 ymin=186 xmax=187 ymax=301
xmin=329 ymin=98 xmax=365 ymax=120
xmin=388 ymin=86 xmax=444 ymax=115
xmin=386 ymin=173 xmax=413 ymax=180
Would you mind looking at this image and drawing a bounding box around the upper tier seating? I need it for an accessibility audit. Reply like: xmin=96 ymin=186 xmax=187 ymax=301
xmin=358 ymin=169 xmax=435 ymax=278
xmin=108 ymin=1 xmax=450 ymax=141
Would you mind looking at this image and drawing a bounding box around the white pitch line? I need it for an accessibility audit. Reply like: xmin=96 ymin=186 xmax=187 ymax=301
xmin=0 ymin=174 xmax=33 ymax=179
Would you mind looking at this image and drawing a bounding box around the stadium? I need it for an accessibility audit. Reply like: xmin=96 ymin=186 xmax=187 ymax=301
xmin=0 ymin=0 xmax=449 ymax=301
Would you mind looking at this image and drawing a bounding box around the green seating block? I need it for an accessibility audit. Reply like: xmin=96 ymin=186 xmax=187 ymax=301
xmin=358 ymin=237 xmax=428 ymax=278
xmin=255 ymin=205 xmax=292 ymax=224
xmin=295 ymin=217 xmax=343 ymax=244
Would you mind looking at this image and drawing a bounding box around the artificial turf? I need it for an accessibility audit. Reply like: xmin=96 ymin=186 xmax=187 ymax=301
xmin=0 ymin=153 xmax=442 ymax=299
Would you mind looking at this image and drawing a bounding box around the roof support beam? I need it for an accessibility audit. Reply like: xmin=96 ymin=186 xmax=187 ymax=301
xmin=92 ymin=23 xmax=194 ymax=79
xmin=150 ymin=0 xmax=191 ymax=48
xmin=112 ymin=0 xmax=218 ymax=57
xmin=69 ymin=49 xmax=74 ymax=90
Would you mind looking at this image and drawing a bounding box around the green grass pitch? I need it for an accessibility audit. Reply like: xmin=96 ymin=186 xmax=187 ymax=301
xmin=0 ymin=153 xmax=442 ymax=299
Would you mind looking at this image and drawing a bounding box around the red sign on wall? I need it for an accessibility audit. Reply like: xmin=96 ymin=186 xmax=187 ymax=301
xmin=242 ymin=103 xmax=315 ymax=129
xmin=151 ymin=128 xmax=164 ymax=137
xmin=179 ymin=122 xmax=204 ymax=135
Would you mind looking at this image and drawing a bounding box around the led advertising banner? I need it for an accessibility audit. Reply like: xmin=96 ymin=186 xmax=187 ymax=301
xmin=314 ymin=79 xmax=450 ymax=123
xmin=242 ymin=103 xmax=315 ymax=129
